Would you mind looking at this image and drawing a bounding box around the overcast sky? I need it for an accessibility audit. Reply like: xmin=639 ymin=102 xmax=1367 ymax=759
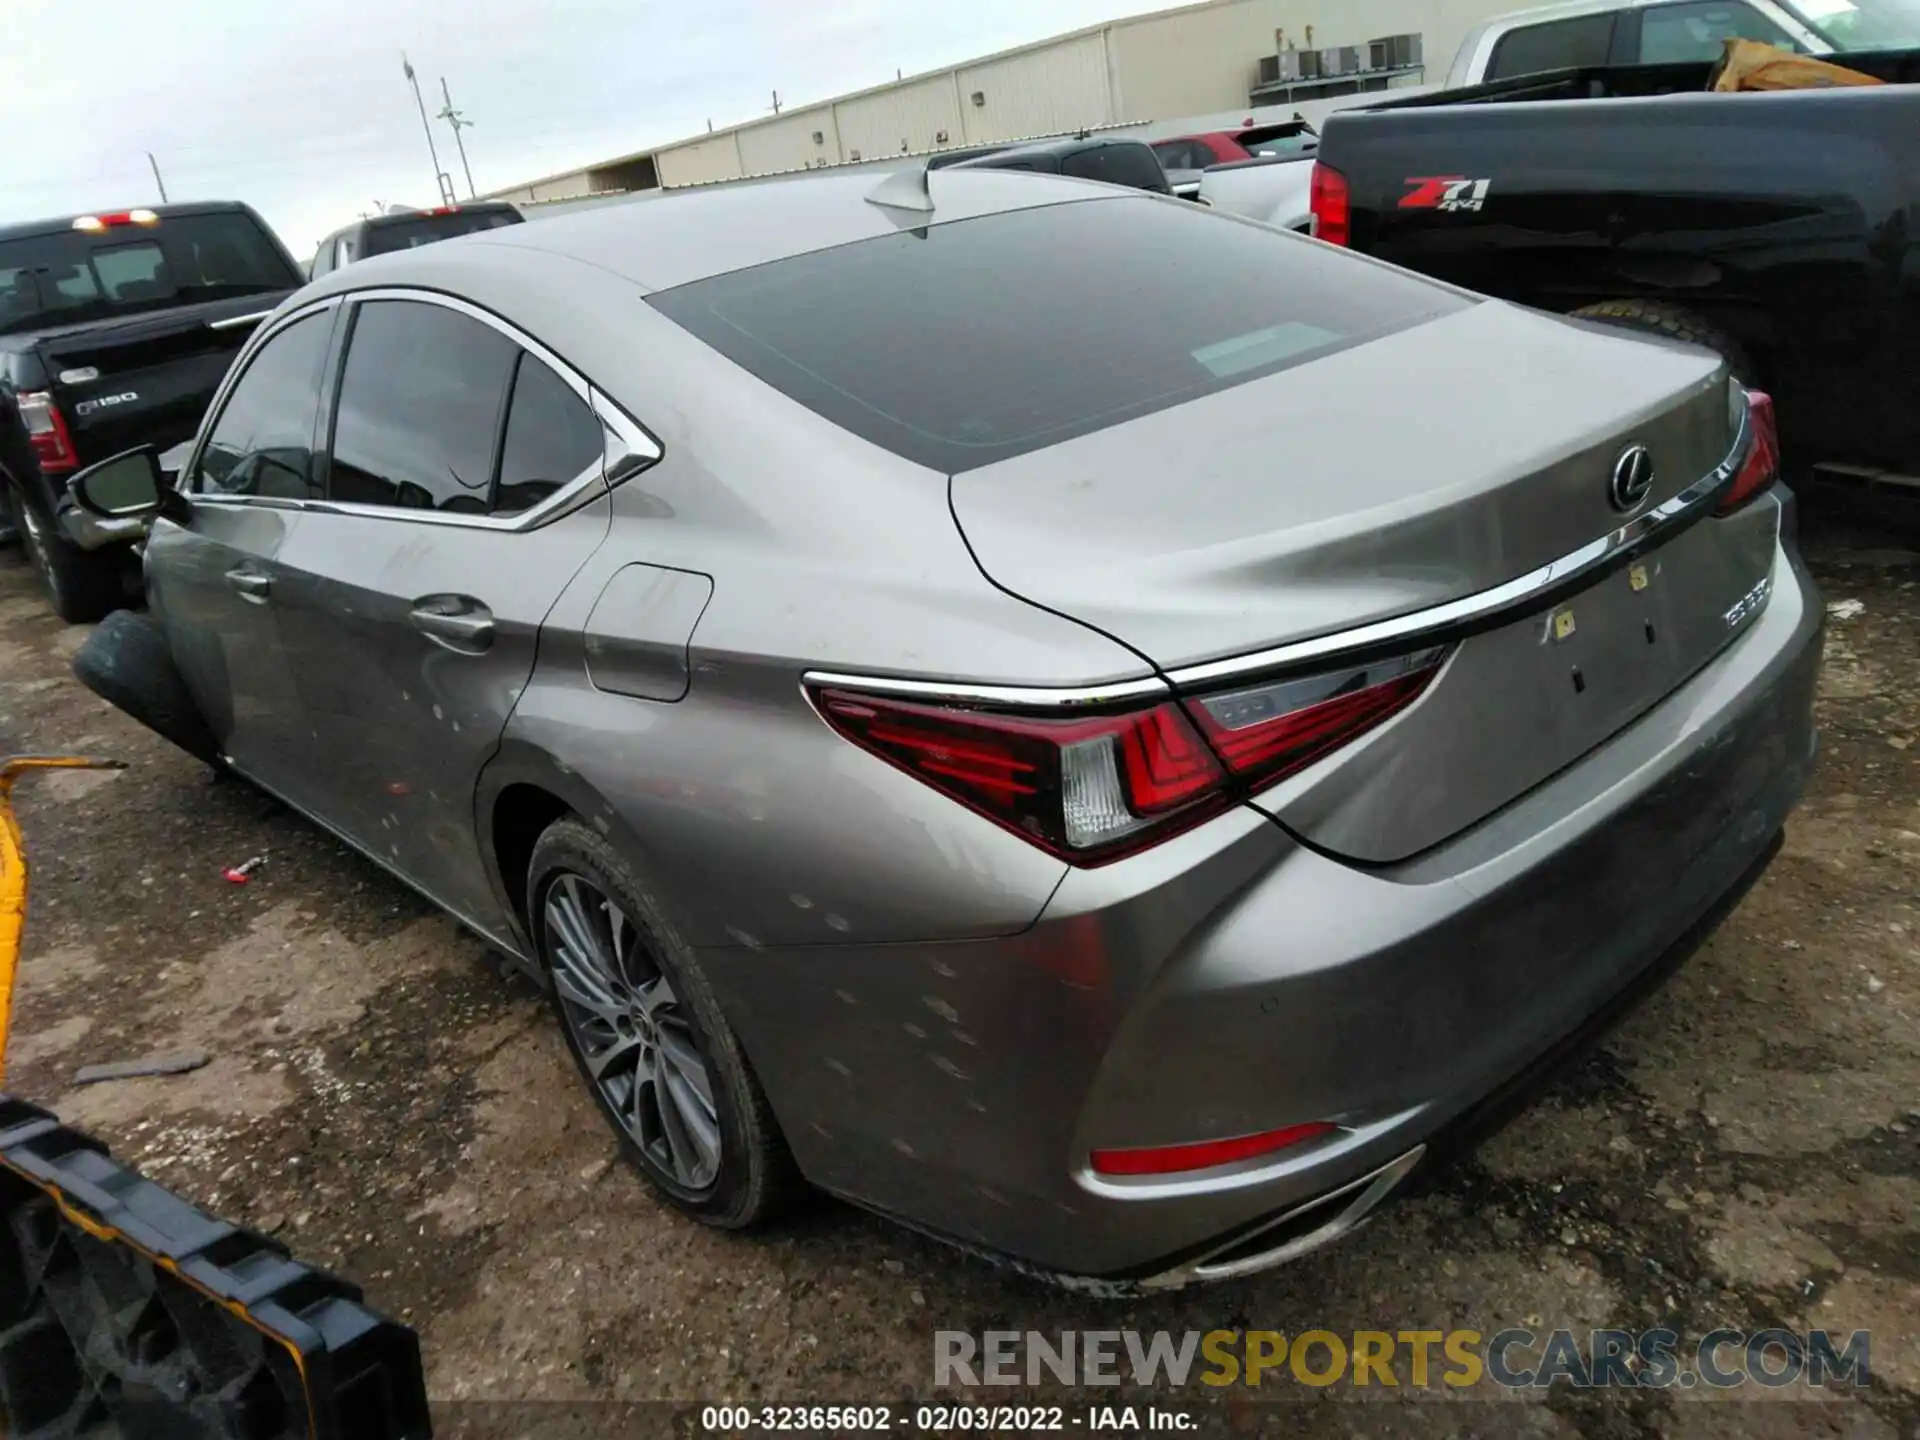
xmin=1 ymin=0 xmax=1177 ymax=260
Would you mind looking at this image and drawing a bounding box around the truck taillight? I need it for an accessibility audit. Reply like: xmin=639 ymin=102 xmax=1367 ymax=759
xmin=1716 ymin=389 xmax=1779 ymax=516
xmin=18 ymin=391 xmax=78 ymax=473
xmin=1309 ymin=162 xmax=1351 ymax=246
xmin=809 ymin=647 xmax=1446 ymax=866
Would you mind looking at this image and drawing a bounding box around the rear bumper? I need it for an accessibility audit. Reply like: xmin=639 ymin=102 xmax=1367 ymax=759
xmin=701 ymin=527 xmax=1822 ymax=1281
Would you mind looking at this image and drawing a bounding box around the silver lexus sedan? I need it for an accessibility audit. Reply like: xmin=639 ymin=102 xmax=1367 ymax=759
xmin=68 ymin=165 xmax=1820 ymax=1288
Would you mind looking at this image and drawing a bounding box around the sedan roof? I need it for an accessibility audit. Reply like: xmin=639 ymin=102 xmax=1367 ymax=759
xmin=300 ymin=166 xmax=1123 ymax=296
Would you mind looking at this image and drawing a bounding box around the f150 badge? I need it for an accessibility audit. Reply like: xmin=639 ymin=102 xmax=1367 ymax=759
xmin=73 ymin=391 xmax=139 ymax=416
xmin=1400 ymin=176 xmax=1493 ymax=213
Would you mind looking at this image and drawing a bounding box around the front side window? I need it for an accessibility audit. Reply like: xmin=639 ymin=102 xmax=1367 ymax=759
xmin=1486 ymin=14 xmax=1617 ymax=76
xmin=192 ymin=311 xmax=332 ymax=500
xmin=495 ymin=354 xmax=604 ymax=516
xmin=1640 ymin=1 xmax=1803 ymax=59
xmin=327 ymin=300 xmax=517 ymax=513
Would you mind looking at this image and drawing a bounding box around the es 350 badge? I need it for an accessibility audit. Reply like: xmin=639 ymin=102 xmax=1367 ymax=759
xmin=1400 ymin=176 xmax=1493 ymax=213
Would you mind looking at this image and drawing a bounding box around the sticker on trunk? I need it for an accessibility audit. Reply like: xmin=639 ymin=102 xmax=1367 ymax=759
xmin=1400 ymin=177 xmax=1493 ymax=213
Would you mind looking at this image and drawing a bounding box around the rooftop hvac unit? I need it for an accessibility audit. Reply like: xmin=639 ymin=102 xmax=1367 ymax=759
xmin=1296 ymin=48 xmax=1323 ymax=78
xmin=1258 ymin=54 xmax=1281 ymax=84
xmin=1369 ymin=33 xmax=1424 ymax=70
xmin=1320 ymin=45 xmax=1362 ymax=76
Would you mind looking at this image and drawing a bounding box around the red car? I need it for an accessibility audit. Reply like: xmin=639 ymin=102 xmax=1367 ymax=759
xmin=1150 ymin=119 xmax=1318 ymax=176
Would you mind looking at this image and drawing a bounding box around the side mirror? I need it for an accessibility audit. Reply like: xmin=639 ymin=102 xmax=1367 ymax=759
xmin=70 ymin=446 xmax=166 ymax=518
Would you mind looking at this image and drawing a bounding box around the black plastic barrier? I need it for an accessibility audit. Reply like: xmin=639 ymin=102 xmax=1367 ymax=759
xmin=0 ymin=1096 xmax=431 ymax=1439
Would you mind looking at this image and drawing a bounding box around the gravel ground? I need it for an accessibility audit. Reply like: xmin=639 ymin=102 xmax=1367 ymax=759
xmin=0 ymin=514 xmax=1914 ymax=1439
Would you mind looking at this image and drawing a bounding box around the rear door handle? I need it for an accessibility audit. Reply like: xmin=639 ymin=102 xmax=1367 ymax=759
xmin=409 ymin=596 xmax=495 ymax=653
xmin=225 ymin=568 xmax=271 ymax=602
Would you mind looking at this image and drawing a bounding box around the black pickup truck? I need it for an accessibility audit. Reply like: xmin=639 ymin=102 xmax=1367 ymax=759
xmin=1310 ymin=48 xmax=1920 ymax=508
xmin=1 ymin=202 xmax=304 ymax=620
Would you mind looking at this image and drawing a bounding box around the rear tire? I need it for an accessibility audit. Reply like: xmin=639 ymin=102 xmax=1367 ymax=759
xmin=6 ymin=483 xmax=125 ymax=624
xmin=528 ymin=817 xmax=801 ymax=1229
xmin=1570 ymin=299 xmax=1757 ymax=386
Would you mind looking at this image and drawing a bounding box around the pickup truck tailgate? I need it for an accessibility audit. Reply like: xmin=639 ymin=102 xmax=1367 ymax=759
xmin=38 ymin=294 xmax=280 ymax=460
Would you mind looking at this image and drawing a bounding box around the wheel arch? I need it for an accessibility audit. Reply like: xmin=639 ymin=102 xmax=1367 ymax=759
xmin=474 ymin=739 xmax=692 ymax=982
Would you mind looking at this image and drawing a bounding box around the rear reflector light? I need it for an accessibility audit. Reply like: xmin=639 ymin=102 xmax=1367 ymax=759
xmin=1716 ymin=389 xmax=1779 ymax=516
xmin=427 ymin=205 xmax=460 ymax=215
xmin=812 ymin=646 xmax=1445 ymax=865
xmin=19 ymin=391 xmax=78 ymax=473
xmin=1309 ymin=161 xmax=1350 ymax=246
xmin=811 ymin=689 xmax=1228 ymax=862
xmin=1091 ymin=1121 xmax=1338 ymax=1177
xmin=1187 ymin=647 xmax=1446 ymax=786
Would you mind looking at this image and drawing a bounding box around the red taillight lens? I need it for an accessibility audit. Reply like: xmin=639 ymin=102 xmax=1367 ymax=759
xmin=1186 ymin=647 xmax=1446 ymax=788
xmin=811 ymin=689 xmax=1229 ymax=862
xmin=1091 ymin=1121 xmax=1338 ymax=1177
xmin=814 ymin=646 xmax=1445 ymax=865
xmin=1716 ymin=389 xmax=1779 ymax=516
xmin=1309 ymin=161 xmax=1351 ymax=246
xmin=19 ymin=391 xmax=78 ymax=473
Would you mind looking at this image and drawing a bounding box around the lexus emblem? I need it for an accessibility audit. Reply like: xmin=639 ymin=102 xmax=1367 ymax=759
xmin=1610 ymin=443 xmax=1655 ymax=513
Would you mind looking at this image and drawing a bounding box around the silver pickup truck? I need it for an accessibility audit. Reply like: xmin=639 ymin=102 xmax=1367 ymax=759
xmin=1196 ymin=152 xmax=1320 ymax=232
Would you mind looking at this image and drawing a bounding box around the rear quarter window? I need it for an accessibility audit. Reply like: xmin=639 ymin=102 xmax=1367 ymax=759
xmin=649 ymin=197 xmax=1468 ymax=473
xmin=1486 ymin=13 xmax=1617 ymax=77
xmin=1061 ymin=144 xmax=1170 ymax=193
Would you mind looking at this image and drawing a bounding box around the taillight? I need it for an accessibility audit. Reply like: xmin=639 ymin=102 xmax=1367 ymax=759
xmin=811 ymin=646 xmax=1445 ymax=865
xmin=811 ymin=689 xmax=1229 ymax=862
xmin=19 ymin=391 xmax=78 ymax=473
xmin=1716 ymin=388 xmax=1779 ymax=516
xmin=1091 ymin=1121 xmax=1338 ymax=1177
xmin=1186 ymin=647 xmax=1446 ymax=788
xmin=1309 ymin=161 xmax=1351 ymax=246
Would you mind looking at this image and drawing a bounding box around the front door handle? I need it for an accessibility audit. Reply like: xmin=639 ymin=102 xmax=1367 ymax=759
xmin=225 ymin=568 xmax=271 ymax=602
xmin=409 ymin=596 xmax=495 ymax=653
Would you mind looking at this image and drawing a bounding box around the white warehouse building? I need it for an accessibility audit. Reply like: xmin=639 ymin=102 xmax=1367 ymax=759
xmin=489 ymin=0 xmax=1520 ymax=203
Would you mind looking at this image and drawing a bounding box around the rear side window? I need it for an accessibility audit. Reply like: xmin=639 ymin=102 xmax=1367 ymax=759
xmin=193 ymin=312 xmax=332 ymax=500
xmin=327 ymin=300 xmax=517 ymax=513
xmin=1061 ymin=144 xmax=1170 ymax=193
xmin=1486 ymin=14 xmax=1617 ymax=77
xmin=650 ymin=197 xmax=1467 ymax=473
xmin=1151 ymin=140 xmax=1204 ymax=171
xmin=1639 ymin=1 xmax=1801 ymax=60
xmin=496 ymin=354 xmax=604 ymax=516
xmin=362 ymin=210 xmax=522 ymax=257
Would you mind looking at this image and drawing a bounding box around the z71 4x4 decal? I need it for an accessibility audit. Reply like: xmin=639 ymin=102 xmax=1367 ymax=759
xmin=1400 ymin=177 xmax=1493 ymax=212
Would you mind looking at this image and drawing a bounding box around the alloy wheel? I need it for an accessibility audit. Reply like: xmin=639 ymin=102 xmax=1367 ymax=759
xmin=542 ymin=872 xmax=722 ymax=1190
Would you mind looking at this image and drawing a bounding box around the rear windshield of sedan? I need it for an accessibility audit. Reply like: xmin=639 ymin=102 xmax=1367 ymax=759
xmin=363 ymin=209 xmax=522 ymax=256
xmin=648 ymin=196 xmax=1469 ymax=473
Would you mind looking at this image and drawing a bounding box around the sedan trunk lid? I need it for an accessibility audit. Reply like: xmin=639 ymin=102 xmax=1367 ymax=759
xmin=950 ymin=301 xmax=1766 ymax=861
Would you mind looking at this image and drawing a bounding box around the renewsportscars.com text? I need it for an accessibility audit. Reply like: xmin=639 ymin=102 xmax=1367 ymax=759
xmin=934 ymin=1328 xmax=1870 ymax=1390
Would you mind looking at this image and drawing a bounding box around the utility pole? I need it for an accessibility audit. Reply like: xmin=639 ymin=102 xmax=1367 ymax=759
xmin=146 ymin=152 xmax=168 ymax=203
xmin=402 ymin=53 xmax=455 ymax=205
xmin=436 ymin=77 xmax=477 ymax=199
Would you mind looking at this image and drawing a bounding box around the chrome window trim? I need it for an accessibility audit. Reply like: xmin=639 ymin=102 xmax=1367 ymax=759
xmin=804 ymin=409 xmax=1751 ymax=710
xmin=207 ymin=308 xmax=276 ymax=331
xmin=1166 ymin=405 xmax=1753 ymax=689
xmin=799 ymin=671 xmax=1170 ymax=709
xmin=182 ymin=285 xmax=663 ymax=534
